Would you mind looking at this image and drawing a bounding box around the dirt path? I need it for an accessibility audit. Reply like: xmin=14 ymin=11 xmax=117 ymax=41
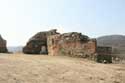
xmin=0 ymin=53 xmax=124 ymax=83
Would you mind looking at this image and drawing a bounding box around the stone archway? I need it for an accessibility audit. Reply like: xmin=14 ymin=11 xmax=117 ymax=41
xmin=23 ymin=29 xmax=59 ymax=54
xmin=40 ymin=46 xmax=48 ymax=54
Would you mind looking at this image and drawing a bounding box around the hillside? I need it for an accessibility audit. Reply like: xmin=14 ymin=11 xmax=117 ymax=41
xmin=97 ymin=35 xmax=125 ymax=54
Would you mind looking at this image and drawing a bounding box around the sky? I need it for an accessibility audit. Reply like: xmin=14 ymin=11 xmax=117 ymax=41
xmin=0 ymin=0 xmax=125 ymax=46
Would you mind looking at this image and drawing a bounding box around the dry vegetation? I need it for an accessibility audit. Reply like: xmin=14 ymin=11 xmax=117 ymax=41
xmin=0 ymin=53 xmax=124 ymax=83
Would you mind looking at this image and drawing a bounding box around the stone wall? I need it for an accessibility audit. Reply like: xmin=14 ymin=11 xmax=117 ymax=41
xmin=96 ymin=46 xmax=112 ymax=63
xmin=23 ymin=29 xmax=113 ymax=63
xmin=23 ymin=29 xmax=59 ymax=54
xmin=47 ymin=32 xmax=97 ymax=59
xmin=0 ymin=35 xmax=8 ymax=53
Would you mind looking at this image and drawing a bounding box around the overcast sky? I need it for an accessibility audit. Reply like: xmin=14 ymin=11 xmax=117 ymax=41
xmin=0 ymin=0 xmax=125 ymax=46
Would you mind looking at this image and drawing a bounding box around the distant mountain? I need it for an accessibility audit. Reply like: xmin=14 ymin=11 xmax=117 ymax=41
xmin=97 ymin=35 xmax=125 ymax=54
xmin=7 ymin=46 xmax=23 ymax=53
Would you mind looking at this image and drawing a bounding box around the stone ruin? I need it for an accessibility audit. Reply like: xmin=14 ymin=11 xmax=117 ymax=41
xmin=96 ymin=46 xmax=112 ymax=63
xmin=0 ymin=35 xmax=8 ymax=53
xmin=23 ymin=29 xmax=112 ymax=63
xmin=47 ymin=32 xmax=97 ymax=59
xmin=23 ymin=29 xmax=59 ymax=54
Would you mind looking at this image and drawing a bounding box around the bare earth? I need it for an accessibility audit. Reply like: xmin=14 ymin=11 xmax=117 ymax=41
xmin=0 ymin=53 xmax=124 ymax=83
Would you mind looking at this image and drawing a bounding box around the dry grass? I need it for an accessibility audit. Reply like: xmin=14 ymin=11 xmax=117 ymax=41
xmin=0 ymin=53 xmax=124 ymax=83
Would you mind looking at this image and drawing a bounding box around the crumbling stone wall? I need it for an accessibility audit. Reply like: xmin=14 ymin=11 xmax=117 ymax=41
xmin=23 ymin=29 xmax=59 ymax=54
xmin=23 ymin=29 xmax=113 ymax=63
xmin=0 ymin=35 xmax=8 ymax=53
xmin=96 ymin=46 xmax=112 ymax=63
xmin=47 ymin=32 xmax=97 ymax=59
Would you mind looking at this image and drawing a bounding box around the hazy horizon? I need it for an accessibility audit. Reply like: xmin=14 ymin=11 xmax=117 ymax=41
xmin=0 ymin=0 xmax=125 ymax=46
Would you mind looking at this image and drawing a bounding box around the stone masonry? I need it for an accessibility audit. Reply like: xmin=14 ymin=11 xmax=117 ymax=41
xmin=23 ymin=29 xmax=112 ymax=63
xmin=47 ymin=32 xmax=97 ymax=59
xmin=96 ymin=46 xmax=112 ymax=63
xmin=0 ymin=35 xmax=8 ymax=53
xmin=23 ymin=29 xmax=59 ymax=54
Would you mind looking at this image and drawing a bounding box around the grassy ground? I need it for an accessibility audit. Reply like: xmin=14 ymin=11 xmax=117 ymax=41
xmin=0 ymin=53 xmax=124 ymax=83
